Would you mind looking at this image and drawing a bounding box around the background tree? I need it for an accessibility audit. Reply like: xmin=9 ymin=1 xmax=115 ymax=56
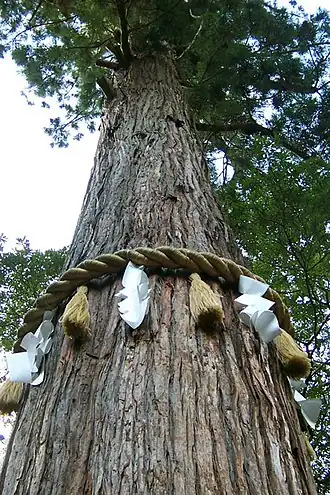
xmin=218 ymin=144 xmax=330 ymax=493
xmin=0 ymin=0 xmax=329 ymax=493
xmin=0 ymin=235 xmax=67 ymax=350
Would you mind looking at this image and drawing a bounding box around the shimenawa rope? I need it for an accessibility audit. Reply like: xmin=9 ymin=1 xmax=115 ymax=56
xmin=14 ymin=246 xmax=294 ymax=351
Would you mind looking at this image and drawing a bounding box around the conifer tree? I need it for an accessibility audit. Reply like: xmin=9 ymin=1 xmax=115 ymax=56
xmin=0 ymin=1 xmax=329 ymax=493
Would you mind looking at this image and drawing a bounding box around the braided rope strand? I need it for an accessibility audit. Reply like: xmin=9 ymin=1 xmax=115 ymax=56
xmin=13 ymin=247 xmax=294 ymax=351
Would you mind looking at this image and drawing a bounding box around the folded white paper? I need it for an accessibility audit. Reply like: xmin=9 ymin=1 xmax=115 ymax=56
xmin=294 ymin=390 xmax=322 ymax=429
xmin=235 ymin=294 xmax=275 ymax=311
xmin=251 ymin=310 xmax=281 ymax=343
xmin=7 ymin=353 xmax=33 ymax=383
xmin=43 ymin=310 xmax=55 ymax=321
xmin=235 ymin=275 xmax=280 ymax=343
xmin=6 ymin=318 xmax=54 ymax=385
xmin=289 ymin=378 xmax=306 ymax=391
xmin=116 ymin=262 xmax=150 ymax=329
xmin=238 ymin=275 xmax=269 ymax=296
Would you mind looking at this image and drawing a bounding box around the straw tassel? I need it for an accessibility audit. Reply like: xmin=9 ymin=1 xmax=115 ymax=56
xmin=61 ymin=285 xmax=91 ymax=340
xmin=303 ymin=433 xmax=315 ymax=460
xmin=0 ymin=380 xmax=23 ymax=415
xmin=189 ymin=273 xmax=224 ymax=330
xmin=273 ymin=329 xmax=311 ymax=379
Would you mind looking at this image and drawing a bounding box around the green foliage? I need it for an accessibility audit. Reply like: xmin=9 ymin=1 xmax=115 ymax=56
xmin=0 ymin=0 xmax=329 ymax=155
xmin=0 ymin=236 xmax=67 ymax=350
xmin=219 ymin=142 xmax=330 ymax=493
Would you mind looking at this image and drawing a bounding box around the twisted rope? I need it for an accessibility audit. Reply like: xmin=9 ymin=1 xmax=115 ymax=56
xmin=13 ymin=247 xmax=294 ymax=351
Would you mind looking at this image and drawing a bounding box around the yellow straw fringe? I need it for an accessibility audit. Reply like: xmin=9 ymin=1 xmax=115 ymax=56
xmin=0 ymin=380 xmax=23 ymax=414
xmin=189 ymin=273 xmax=224 ymax=330
xmin=303 ymin=433 xmax=315 ymax=460
xmin=273 ymin=330 xmax=311 ymax=379
xmin=61 ymin=285 xmax=90 ymax=340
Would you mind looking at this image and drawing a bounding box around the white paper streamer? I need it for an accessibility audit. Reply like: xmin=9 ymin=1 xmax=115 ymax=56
xmin=294 ymin=390 xmax=322 ymax=429
xmin=239 ymin=275 xmax=269 ymax=296
xmin=115 ymin=262 xmax=151 ymax=329
xmin=252 ymin=310 xmax=281 ymax=343
xmin=6 ymin=313 xmax=54 ymax=385
xmin=288 ymin=380 xmax=321 ymax=430
xmin=235 ymin=275 xmax=281 ymax=343
xmin=235 ymin=294 xmax=274 ymax=311
xmin=6 ymin=353 xmax=32 ymax=383
xmin=289 ymin=378 xmax=306 ymax=391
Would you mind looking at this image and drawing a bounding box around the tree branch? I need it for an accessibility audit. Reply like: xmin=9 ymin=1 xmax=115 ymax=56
xmin=105 ymin=39 xmax=127 ymax=68
xmin=9 ymin=15 xmax=76 ymax=44
xmin=196 ymin=121 xmax=312 ymax=160
xmin=28 ymin=0 xmax=43 ymax=25
xmin=196 ymin=122 xmax=272 ymax=136
xmin=264 ymin=78 xmax=317 ymax=94
xmin=65 ymin=38 xmax=112 ymax=51
xmin=176 ymin=19 xmax=203 ymax=60
xmin=96 ymin=76 xmax=117 ymax=101
xmin=115 ymin=0 xmax=132 ymax=66
xmin=96 ymin=59 xmax=120 ymax=70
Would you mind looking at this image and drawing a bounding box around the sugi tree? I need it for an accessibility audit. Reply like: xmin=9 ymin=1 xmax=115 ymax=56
xmin=0 ymin=0 xmax=329 ymax=493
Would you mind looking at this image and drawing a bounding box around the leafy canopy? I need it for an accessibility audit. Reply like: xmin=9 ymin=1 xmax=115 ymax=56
xmin=0 ymin=0 xmax=328 ymax=157
xmin=0 ymin=235 xmax=66 ymax=351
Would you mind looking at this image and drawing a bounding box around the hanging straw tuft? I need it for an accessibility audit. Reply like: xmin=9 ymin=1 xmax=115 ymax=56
xmin=303 ymin=433 xmax=315 ymax=460
xmin=273 ymin=330 xmax=311 ymax=379
xmin=60 ymin=285 xmax=91 ymax=340
xmin=0 ymin=380 xmax=23 ymax=415
xmin=189 ymin=273 xmax=224 ymax=331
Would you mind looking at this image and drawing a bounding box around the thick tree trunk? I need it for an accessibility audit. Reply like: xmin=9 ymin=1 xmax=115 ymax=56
xmin=1 ymin=55 xmax=316 ymax=494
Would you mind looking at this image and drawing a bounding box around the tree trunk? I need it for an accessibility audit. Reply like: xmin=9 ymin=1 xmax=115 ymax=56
xmin=1 ymin=55 xmax=316 ymax=494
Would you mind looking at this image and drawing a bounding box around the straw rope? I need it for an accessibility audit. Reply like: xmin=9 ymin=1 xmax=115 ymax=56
xmin=13 ymin=247 xmax=293 ymax=351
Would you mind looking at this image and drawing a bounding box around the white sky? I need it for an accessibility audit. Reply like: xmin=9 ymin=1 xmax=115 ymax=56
xmin=0 ymin=0 xmax=328 ymax=252
xmin=0 ymin=57 xmax=98 ymax=251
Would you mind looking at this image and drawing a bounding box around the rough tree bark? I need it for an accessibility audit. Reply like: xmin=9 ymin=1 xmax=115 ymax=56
xmin=1 ymin=55 xmax=316 ymax=494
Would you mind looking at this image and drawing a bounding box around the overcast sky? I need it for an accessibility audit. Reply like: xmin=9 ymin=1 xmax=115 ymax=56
xmin=0 ymin=0 xmax=328 ymax=252
xmin=0 ymin=58 xmax=98 ymax=251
